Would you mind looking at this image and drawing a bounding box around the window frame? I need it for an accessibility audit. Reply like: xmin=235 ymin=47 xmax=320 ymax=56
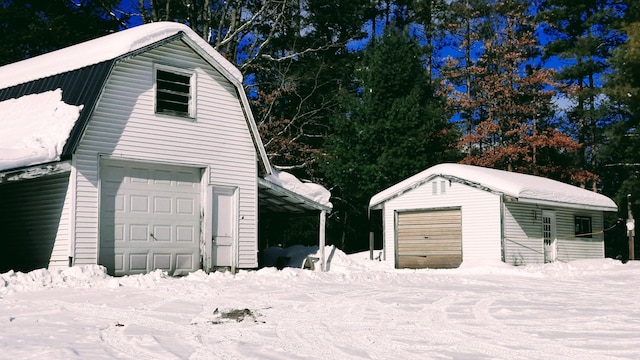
xmin=154 ymin=64 xmax=196 ymax=119
xmin=574 ymin=215 xmax=593 ymax=238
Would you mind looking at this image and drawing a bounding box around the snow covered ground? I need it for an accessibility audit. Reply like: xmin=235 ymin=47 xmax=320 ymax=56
xmin=1 ymin=248 xmax=639 ymax=360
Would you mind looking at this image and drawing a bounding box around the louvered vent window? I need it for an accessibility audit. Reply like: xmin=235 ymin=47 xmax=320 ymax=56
xmin=156 ymin=68 xmax=193 ymax=117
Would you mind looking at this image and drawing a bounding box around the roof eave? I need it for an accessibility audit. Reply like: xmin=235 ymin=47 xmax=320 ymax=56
xmin=0 ymin=161 xmax=71 ymax=184
xmin=369 ymin=171 xmax=617 ymax=213
xmin=508 ymin=197 xmax=618 ymax=213
xmin=369 ymin=173 xmax=504 ymax=210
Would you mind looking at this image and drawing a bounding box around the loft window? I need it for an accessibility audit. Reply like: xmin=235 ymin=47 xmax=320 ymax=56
xmin=575 ymin=216 xmax=592 ymax=238
xmin=155 ymin=66 xmax=194 ymax=117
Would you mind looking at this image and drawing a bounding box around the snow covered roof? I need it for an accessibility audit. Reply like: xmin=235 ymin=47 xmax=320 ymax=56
xmin=259 ymin=170 xmax=332 ymax=213
xmin=0 ymin=22 xmax=242 ymax=90
xmin=369 ymin=163 xmax=617 ymax=212
xmin=0 ymin=89 xmax=82 ymax=171
xmin=0 ymin=21 xmax=267 ymax=175
xmin=0 ymin=22 xmax=330 ymax=211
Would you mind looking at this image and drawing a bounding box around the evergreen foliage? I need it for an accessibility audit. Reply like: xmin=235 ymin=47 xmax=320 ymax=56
xmin=538 ymin=0 xmax=626 ymax=190
xmin=0 ymin=0 xmax=123 ymax=66
xmin=322 ymin=27 xmax=460 ymax=250
xmin=1 ymin=0 xmax=640 ymax=255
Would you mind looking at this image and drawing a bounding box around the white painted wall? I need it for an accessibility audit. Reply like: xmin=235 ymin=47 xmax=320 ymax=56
xmin=503 ymin=202 xmax=605 ymax=265
xmin=381 ymin=176 xmax=502 ymax=265
xmin=73 ymin=39 xmax=259 ymax=269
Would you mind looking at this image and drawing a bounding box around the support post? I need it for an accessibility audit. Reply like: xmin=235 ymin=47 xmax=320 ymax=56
xmin=627 ymin=194 xmax=635 ymax=261
xmin=319 ymin=210 xmax=326 ymax=271
xmin=369 ymin=232 xmax=374 ymax=260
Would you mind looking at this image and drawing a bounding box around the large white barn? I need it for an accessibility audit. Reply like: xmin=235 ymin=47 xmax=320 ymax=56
xmin=0 ymin=22 xmax=331 ymax=276
xmin=369 ymin=163 xmax=617 ymax=268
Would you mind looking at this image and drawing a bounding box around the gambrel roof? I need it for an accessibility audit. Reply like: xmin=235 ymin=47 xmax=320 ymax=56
xmin=370 ymin=163 xmax=617 ymax=212
xmin=0 ymin=22 xmax=268 ymax=174
xmin=0 ymin=22 xmax=331 ymax=212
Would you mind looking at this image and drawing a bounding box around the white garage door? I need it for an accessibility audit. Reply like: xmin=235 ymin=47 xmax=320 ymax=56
xmin=99 ymin=160 xmax=201 ymax=276
xmin=396 ymin=208 xmax=462 ymax=269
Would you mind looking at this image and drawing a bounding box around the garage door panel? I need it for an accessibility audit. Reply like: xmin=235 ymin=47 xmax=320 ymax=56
xmin=176 ymin=197 xmax=195 ymax=215
xmin=100 ymin=161 xmax=201 ymax=276
xmin=130 ymin=195 xmax=150 ymax=213
xmin=114 ymin=254 xmax=124 ymax=272
xmin=398 ymin=229 xmax=462 ymax=238
xmin=154 ymin=197 xmax=172 ymax=213
xmin=153 ymin=253 xmax=172 ymax=270
xmin=152 ymin=225 xmax=172 ymax=241
xmin=398 ymin=243 xmax=462 ymax=251
xmin=398 ymin=255 xmax=462 ymax=269
xmin=129 ymin=253 xmax=149 ymax=271
xmin=176 ymin=253 xmax=195 ymax=270
xmin=399 ymin=212 xmax=460 ymax=221
xmin=176 ymin=225 xmax=195 ymax=242
xmin=130 ymin=224 xmax=150 ymax=241
xmin=396 ymin=209 xmax=462 ymax=269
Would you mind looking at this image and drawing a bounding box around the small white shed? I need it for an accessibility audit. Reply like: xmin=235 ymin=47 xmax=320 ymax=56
xmin=369 ymin=163 xmax=617 ymax=268
xmin=0 ymin=22 xmax=331 ymax=275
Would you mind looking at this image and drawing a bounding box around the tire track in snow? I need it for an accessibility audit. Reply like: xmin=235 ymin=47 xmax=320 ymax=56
xmin=429 ymin=292 xmax=624 ymax=360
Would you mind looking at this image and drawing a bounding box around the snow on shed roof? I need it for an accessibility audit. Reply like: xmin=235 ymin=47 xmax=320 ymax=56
xmin=369 ymin=163 xmax=617 ymax=212
xmin=263 ymin=170 xmax=332 ymax=210
xmin=0 ymin=22 xmax=242 ymax=90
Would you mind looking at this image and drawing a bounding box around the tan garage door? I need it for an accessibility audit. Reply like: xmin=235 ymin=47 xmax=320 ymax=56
xmin=99 ymin=160 xmax=201 ymax=276
xmin=396 ymin=208 xmax=462 ymax=269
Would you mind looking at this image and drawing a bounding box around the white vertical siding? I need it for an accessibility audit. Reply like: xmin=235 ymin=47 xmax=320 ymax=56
xmin=74 ymin=40 xmax=259 ymax=268
xmin=50 ymin=174 xmax=73 ymax=269
xmin=382 ymin=177 xmax=502 ymax=265
xmin=0 ymin=173 xmax=71 ymax=271
xmin=503 ymin=203 xmax=544 ymax=265
xmin=556 ymin=209 xmax=605 ymax=261
xmin=504 ymin=202 xmax=605 ymax=265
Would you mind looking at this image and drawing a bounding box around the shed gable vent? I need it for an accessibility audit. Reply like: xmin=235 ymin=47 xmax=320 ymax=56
xmin=156 ymin=67 xmax=194 ymax=117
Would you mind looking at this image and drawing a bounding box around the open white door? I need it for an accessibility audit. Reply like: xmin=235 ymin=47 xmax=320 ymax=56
xmin=212 ymin=187 xmax=237 ymax=270
xmin=542 ymin=210 xmax=557 ymax=263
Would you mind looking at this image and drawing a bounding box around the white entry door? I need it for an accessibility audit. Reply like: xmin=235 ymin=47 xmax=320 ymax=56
xmin=212 ymin=187 xmax=237 ymax=268
xmin=542 ymin=210 xmax=557 ymax=263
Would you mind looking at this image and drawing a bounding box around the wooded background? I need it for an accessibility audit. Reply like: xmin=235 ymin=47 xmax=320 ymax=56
xmin=1 ymin=0 xmax=637 ymax=258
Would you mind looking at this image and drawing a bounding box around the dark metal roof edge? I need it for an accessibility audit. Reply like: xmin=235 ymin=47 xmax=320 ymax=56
xmin=0 ymin=32 xmax=224 ymax=174
xmin=61 ymin=60 xmax=118 ymax=157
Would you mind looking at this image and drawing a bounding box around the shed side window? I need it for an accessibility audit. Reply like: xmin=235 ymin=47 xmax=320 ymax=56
xmin=156 ymin=67 xmax=194 ymax=117
xmin=575 ymin=216 xmax=592 ymax=238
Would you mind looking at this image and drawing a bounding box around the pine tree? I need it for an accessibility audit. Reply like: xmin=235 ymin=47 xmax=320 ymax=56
xmin=0 ymin=0 xmax=124 ymax=66
xmin=598 ymin=0 xmax=640 ymax=258
xmin=538 ymin=0 xmax=626 ymax=190
xmin=441 ymin=0 xmax=584 ymax=182
xmin=438 ymin=0 xmax=493 ymax=157
xmin=323 ymin=27 xmax=460 ymax=250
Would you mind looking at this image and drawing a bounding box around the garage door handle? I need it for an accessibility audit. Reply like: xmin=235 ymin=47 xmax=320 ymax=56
xmin=424 ymin=236 xmax=429 ymax=239
xmin=150 ymin=233 xmax=158 ymax=241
